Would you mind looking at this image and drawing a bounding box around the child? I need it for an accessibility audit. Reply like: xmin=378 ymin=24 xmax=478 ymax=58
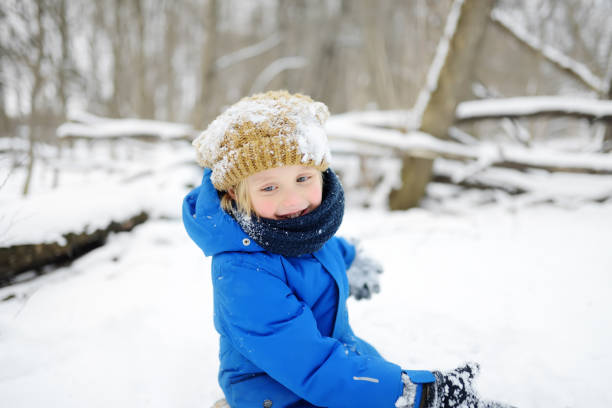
xmin=182 ymin=91 xmax=513 ymax=408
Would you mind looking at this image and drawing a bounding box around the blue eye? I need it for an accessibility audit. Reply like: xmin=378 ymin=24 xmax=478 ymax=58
xmin=297 ymin=176 xmax=310 ymax=183
xmin=262 ymin=186 xmax=276 ymax=192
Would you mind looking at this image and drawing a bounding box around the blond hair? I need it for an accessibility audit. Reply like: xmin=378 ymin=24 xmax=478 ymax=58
xmin=220 ymin=179 xmax=253 ymax=217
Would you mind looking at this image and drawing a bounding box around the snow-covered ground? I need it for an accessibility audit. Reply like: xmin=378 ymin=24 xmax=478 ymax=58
xmin=2 ymin=188 xmax=611 ymax=407
xmin=1 ymin=136 xmax=612 ymax=407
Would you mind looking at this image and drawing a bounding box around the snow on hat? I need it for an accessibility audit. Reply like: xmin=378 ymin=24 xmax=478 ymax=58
xmin=192 ymin=90 xmax=331 ymax=191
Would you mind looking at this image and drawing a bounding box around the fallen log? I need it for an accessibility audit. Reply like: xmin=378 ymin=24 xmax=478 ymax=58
xmin=326 ymin=115 xmax=612 ymax=175
xmin=56 ymin=112 xmax=197 ymax=141
xmin=0 ymin=212 xmax=148 ymax=287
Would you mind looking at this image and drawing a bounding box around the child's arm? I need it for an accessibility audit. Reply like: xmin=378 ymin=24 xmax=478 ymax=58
xmin=213 ymin=257 xmax=403 ymax=407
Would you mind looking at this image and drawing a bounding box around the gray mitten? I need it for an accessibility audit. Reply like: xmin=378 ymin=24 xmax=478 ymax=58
xmin=346 ymin=239 xmax=383 ymax=300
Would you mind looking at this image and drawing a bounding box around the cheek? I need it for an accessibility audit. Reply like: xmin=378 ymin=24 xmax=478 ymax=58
xmin=251 ymin=196 xmax=278 ymax=218
xmin=308 ymin=183 xmax=323 ymax=207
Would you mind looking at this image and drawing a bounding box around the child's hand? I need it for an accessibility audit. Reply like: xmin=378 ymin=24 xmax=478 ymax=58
xmin=427 ymin=362 xmax=515 ymax=408
xmin=346 ymin=239 xmax=383 ymax=300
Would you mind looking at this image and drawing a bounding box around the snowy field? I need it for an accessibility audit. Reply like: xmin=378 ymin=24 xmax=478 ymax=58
xmin=1 ymin=137 xmax=612 ymax=408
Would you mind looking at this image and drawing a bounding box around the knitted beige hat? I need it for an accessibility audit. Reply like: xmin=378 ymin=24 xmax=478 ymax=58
xmin=193 ymin=90 xmax=331 ymax=191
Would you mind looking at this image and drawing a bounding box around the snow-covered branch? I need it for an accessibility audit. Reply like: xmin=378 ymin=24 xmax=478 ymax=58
xmin=491 ymin=9 xmax=608 ymax=94
xmin=433 ymin=158 xmax=612 ymax=203
xmin=57 ymin=113 xmax=197 ymax=140
xmin=215 ymin=34 xmax=281 ymax=71
xmin=326 ymin=111 xmax=612 ymax=175
xmin=249 ymin=57 xmax=308 ymax=94
xmin=456 ymin=96 xmax=612 ymax=121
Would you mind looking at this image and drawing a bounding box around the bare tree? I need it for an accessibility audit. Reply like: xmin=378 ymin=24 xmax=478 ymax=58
xmin=191 ymin=0 xmax=218 ymax=128
xmin=11 ymin=0 xmax=49 ymax=196
xmin=133 ymin=0 xmax=154 ymax=119
xmin=162 ymin=1 xmax=178 ymax=122
xmin=0 ymin=56 xmax=8 ymax=135
xmin=358 ymin=0 xmax=397 ymax=110
xmin=605 ymin=80 xmax=612 ymax=152
xmin=109 ymin=0 xmax=126 ymax=117
xmin=389 ymin=0 xmax=496 ymax=210
xmin=2 ymin=0 xmax=611 ymax=166
xmin=51 ymin=0 xmax=70 ymax=119
xmin=82 ymin=0 xmax=105 ymax=115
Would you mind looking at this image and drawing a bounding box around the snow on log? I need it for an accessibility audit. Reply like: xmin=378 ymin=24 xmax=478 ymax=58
xmin=0 ymin=174 xmax=174 ymax=284
xmin=57 ymin=112 xmax=197 ymax=140
xmin=433 ymin=158 xmax=612 ymax=203
xmin=456 ymin=97 xmax=612 ymax=122
xmin=0 ymin=212 xmax=148 ymax=285
xmin=326 ymin=111 xmax=612 ymax=175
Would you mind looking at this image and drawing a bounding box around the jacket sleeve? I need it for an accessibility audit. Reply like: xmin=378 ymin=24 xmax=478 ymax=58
xmin=213 ymin=257 xmax=403 ymax=408
xmin=334 ymin=236 xmax=357 ymax=270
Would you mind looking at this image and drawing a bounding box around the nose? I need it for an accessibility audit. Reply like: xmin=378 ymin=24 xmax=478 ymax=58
xmin=281 ymin=188 xmax=304 ymax=210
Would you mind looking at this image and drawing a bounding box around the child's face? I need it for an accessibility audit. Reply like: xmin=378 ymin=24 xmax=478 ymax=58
xmin=244 ymin=165 xmax=323 ymax=220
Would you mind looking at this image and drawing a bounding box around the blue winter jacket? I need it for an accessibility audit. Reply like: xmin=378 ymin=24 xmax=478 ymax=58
xmin=182 ymin=170 xmax=403 ymax=407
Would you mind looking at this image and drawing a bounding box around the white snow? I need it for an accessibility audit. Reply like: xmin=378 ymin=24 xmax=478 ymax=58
xmin=2 ymin=113 xmax=612 ymax=408
xmin=0 ymin=179 xmax=153 ymax=247
xmin=0 ymin=138 xmax=197 ymax=247
xmin=434 ymin=158 xmax=612 ymax=204
xmin=57 ymin=113 xmax=196 ymax=140
xmin=457 ymin=96 xmax=612 ymax=120
xmin=1 ymin=195 xmax=611 ymax=407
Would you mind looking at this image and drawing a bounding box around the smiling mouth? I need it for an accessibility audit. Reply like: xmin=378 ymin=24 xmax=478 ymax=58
xmin=278 ymin=209 xmax=308 ymax=219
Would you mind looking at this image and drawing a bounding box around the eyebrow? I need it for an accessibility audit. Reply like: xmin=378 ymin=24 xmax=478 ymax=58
xmin=249 ymin=175 xmax=276 ymax=187
xmin=249 ymin=167 xmax=318 ymax=186
xmin=297 ymin=167 xmax=318 ymax=174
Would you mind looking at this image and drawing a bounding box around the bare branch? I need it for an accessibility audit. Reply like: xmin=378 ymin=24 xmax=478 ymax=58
xmin=491 ymin=9 xmax=607 ymax=94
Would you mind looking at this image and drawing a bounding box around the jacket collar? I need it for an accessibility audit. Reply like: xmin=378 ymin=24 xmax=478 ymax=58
xmin=182 ymin=169 xmax=264 ymax=256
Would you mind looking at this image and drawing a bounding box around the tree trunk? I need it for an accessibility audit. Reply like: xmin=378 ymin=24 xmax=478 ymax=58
xmin=275 ymin=0 xmax=292 ymax=89
xmin=389 ymin=0 xmax=495 ymax=210
xmin=0 ymin=57 xmax=8 ymax=135
xmin=191 ymin=0 xmax=218 ymax=128
xmin=359 ymin=0 xmax=397 ymax=110
xmin=604 ymin=79 xmax=612 ymax=152
xmin=134 ymin=0 xmax=154 ymax=119
xmin=163 ymin=3 xmax=178 ymax=122
xmin=23 ymin=0 xmax=46 ymax=196
xmin=303 ymin=0 xmax=344 ymax=106
xmin=57 ymin=0 xmax=69 ymax=119
xmin=86 ymin=1 xmax=104 ymax=113
xmin=110 ymin=0 xmax=124 ymax=118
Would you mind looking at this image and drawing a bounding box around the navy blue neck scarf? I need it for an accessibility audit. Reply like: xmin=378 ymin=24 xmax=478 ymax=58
xmin=234 ymin=169 xmax=344 ymax=257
